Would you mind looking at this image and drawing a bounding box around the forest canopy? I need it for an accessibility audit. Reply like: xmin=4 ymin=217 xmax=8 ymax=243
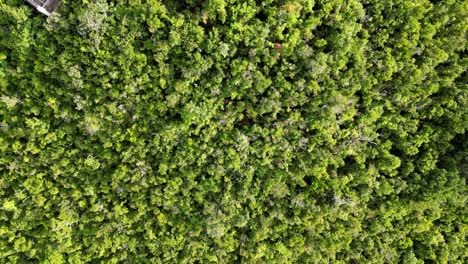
xmin=0 ymin=0 xmax=467 ymax=263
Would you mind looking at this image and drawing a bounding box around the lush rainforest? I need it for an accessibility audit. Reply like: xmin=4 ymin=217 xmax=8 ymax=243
xmin=0 ymin=0 xmax=467 ymax=263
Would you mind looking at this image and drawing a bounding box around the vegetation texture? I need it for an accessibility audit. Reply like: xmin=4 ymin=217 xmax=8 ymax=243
xmin=0 ymin=0 xmax=467 ymax=263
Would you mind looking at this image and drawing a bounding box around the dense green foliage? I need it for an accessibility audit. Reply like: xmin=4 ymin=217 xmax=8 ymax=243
xmin=1 ymin=0 xmax=467 ymax=262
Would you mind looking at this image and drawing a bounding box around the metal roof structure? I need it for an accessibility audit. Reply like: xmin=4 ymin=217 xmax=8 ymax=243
xmin=25 ymin=0 xmax=60 ymax=16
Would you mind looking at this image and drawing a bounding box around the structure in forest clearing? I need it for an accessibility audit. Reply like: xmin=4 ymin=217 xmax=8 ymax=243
xmin=25 ymin=0 xmax=60 ymax=16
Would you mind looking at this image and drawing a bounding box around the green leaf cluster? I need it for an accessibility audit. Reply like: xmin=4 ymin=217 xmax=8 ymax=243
xmin=0 ymin=0 xmax=466 ymax=263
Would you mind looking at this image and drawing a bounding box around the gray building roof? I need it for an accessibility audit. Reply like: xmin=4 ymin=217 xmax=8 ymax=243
xmin=25 ymin=0 xmax=60 ymax=16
